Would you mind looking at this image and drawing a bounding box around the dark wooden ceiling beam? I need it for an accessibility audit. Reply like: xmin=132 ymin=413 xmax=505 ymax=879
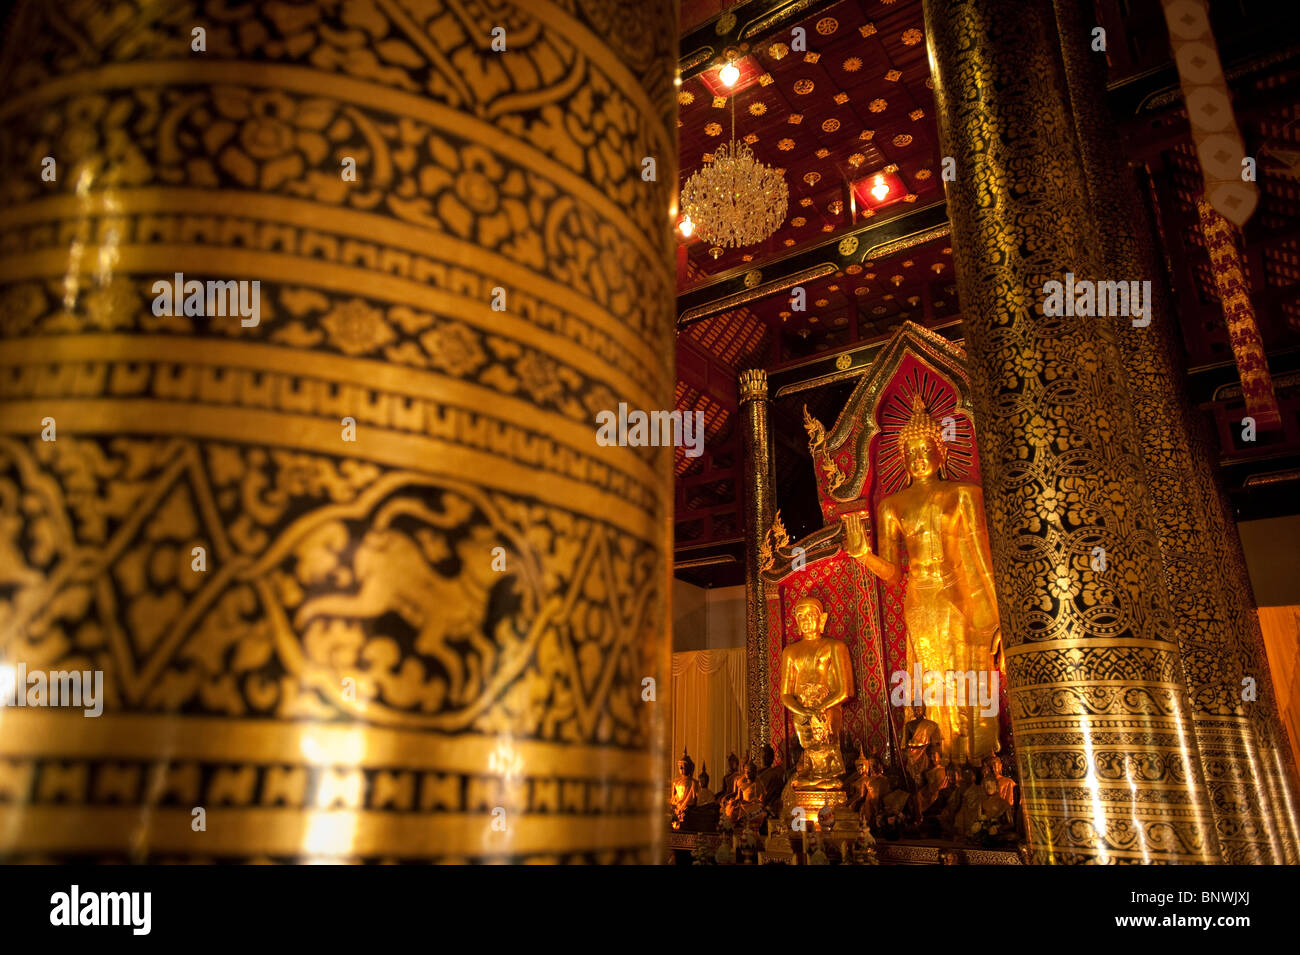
xmin=679 ymin=0 xmax=843 ymax=80
xmin=676 ymin=200 xmax=950 ymax=327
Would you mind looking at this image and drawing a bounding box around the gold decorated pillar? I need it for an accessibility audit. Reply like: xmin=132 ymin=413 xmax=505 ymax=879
xmin=0 ymin=0 xmax=677 ymax=862
xmin=739 ymin=368 xmax=774 ymax=759
xmin=1053 ymin=0 xmax=1300 ymax=862
xmin=925 ymin=0 xmax=1218 ymax=863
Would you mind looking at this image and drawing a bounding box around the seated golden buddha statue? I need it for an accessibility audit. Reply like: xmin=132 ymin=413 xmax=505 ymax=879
xmin=981 ymin=754 xmax=1016 ymax=807
xmin=919 ymin=745 xmax=949 ymax=813
xmin=719 ymin=760 xmax=767 ymax=828
xmin=668 ymin=749 xmax=698 ymax=830
xmin=946 ymin=764 xmax=982 ymax=838
xmin=845 ymin=746 xmax=871 ymax=808
xmin=975 ymin=776 xmax=1013 ymax=838
xmin=720 ymin=752 xmax=741 ymax=803
xmin=755 ymin=744 xmax=785 ymax=812
xmin=902 ymin=705 xmax=942 ymax=789
xmin=779 ymin=596 xmax=855 ymax=790
xmin=843 ymin=395 xmax=1002 ymax=764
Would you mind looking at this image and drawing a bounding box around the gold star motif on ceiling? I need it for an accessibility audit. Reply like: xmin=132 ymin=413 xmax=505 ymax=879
xmin=778 ymin=138 xmax=795 ymax=150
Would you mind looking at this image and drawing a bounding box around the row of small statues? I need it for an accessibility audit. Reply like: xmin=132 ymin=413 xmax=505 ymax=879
xmin=692 ymin=828 xmax=882 ymax=865
xmin=846 ymin=746 xmax=1018 ymax=844
xmin=670 ymin=742 xmax=1019 ymax=845
xmin=669 ymin=746 xmax=787 ymax=832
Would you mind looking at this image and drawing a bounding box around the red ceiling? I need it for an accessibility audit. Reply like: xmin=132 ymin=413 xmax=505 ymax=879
xmin=676 ymin=0 xmax=942 ymax=283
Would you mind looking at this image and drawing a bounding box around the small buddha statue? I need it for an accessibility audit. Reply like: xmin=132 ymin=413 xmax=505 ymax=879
xmin=697 ymin=763 xmax=715 ymax=805
xmin=755 ymin=744 xmax=785 ymax=812
xmin=779 ymin=596 xmax=855 ymax=790
xmin=714 ymin=832 xmax=736 ymax=865
xmin=669 ymin=749 xmax=698 ymax=830
xmin=865 ymin=756 xmax=891 ymax=825
xmin=919 ymin=745 xmax=949 ymax=813
xmin=720 ymin=760 xmax=766 ymax=828
xmin=902 ymin=704 xmax=942 ymax=789
xmin=976 ymin=776 xmax=1013 ymax=836
xmin=947 ymin=764 xmax=982 ymax=839
xmin=720 ymin=752 xmax=741 ymax=803
xmin=981 ymin=754 xmax=1016 ymax=807
xmin=807 ymin=833 xmax=829 ymax=865
xmin=846 ymin=746 xmax=872 ymax=814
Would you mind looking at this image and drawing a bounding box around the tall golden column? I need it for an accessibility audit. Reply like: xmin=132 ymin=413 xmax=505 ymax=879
xmin=739 ymin=368 xmax=774 ymax=758
xmin=1053 ymin=0 xmax=1300 ymax=862
xmin=0 ymin=0 xmax=677 ymax=862
xmin=924 ymin=0 xmax=1218 ymax=863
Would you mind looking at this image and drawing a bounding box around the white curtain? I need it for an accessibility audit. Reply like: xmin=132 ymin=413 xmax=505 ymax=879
xmin=669 ymin=649 xmax=748 ymax=788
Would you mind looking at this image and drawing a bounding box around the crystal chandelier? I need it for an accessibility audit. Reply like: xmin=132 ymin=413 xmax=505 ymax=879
xmin=680 ymin=87 xmax=788 ymax=248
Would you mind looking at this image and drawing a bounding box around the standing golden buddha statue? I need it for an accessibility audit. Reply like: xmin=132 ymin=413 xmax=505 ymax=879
xmin=842 ymin=396 xmax=1002 ymax=762
xmin=779 ymin=597 xmax=855 ymax=790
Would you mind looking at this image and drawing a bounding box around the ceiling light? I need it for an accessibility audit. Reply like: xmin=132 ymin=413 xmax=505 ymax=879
xmin=720 ymin=62 xmax=740 ymax=87
xmin=871 ymin=174 xmax=889 ymax=202
xmin=679 ymin=215 xmax=694 ymax=238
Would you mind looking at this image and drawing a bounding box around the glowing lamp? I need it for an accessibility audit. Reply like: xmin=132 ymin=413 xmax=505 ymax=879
xmin=719 ymin=62 xmax=740 ymax=87
xmin=679 ymin=215 xmax=694 ymax=238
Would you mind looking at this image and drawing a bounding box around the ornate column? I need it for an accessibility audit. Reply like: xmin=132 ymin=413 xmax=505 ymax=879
xmin=925 ymin=0 xmax=1219 ymax=863
xmin=1053 ymin=0 xmax=1300 ymax=862
xmin=739 ymin=368 xmax=774 ymax=759
xmin=0 ymin=0 xmax=677 ymax=862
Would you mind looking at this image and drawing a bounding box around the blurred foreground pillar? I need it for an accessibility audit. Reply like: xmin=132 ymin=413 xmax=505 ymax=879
xmin=0 ymin=0 xmax=677 ymax=862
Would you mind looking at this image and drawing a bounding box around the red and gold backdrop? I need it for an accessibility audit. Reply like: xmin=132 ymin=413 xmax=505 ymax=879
xmin=762 ymin=323 xmax=1010 ymax=765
